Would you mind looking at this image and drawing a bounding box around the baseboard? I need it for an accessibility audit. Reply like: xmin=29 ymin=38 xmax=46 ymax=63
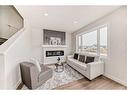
xmin=104 ymin=73 xmax=127 ymax=87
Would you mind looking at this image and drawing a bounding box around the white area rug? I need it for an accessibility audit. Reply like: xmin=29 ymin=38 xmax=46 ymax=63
xmin=22 ymin=64 xmax=83 ymax=90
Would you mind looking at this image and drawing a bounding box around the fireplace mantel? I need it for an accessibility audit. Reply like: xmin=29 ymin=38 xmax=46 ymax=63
xmin=42 ymin=45 xmax=67 ymax=48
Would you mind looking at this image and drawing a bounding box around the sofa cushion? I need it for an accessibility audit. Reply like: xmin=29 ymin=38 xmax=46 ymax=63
xmin=76 ymin=61 xmax=87 ymax=70
xmin=78 ymin=55 xmax=85 ymax=62
xmin=73 ymin=53 xmax=78 ymax=60
xmin=85 ymin=56 xmax=95 ymax=64
xmin=68 ymin=58 xmax=79 ymax=64
xmin=39 ymin=65 xmax=53 ymax=82
xmin=79 ymin=53 xmax=99 ymax=61
xmin=68 ymin=58 xmax=87 ymax=70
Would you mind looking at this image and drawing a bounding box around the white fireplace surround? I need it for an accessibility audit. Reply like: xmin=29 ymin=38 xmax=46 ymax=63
xmin=42 ymin=45 xmax=67 ymax=64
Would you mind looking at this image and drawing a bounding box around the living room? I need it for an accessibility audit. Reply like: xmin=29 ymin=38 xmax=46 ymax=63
xmin=0 ymin=4 xmax=127 ymax=91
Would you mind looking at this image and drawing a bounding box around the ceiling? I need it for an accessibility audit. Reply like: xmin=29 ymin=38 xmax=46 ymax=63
xmin=15 ymin=6 xmax=120 ymax=33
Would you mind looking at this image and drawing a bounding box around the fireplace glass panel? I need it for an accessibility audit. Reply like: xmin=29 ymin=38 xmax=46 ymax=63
xmin=46 ymin=50 xmax=64 ymax=57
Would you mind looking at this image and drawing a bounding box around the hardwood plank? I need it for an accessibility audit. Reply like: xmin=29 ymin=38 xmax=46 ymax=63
xmin=54 ymin=76 xmax=127 ymax=90
xmin=19 ymin=76 xmax=127 ymax=90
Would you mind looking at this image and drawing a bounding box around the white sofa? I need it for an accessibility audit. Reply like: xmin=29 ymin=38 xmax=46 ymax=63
xmin=67 ymin=53 xmax=104 ymax=80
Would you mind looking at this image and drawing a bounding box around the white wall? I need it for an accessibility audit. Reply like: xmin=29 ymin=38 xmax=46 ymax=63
xmin=0 ymin=7 xmax=3 ymax=37
xmin=66 ymin=32 xmax=72 ymax=55
xmin=0 ymin=6 xmax=32 ymax=89
xmin=72 ymin=6 xmax=127 ymax=86
xmin=5 ymin=27 xmax=32 ymax=89
xmin=31 ymin=28 xmax=43 ymax=63
xmin=0 ymin=20 xmax=32 ymax=89
xmin=0 ymin=54 xmax=5 ymax=89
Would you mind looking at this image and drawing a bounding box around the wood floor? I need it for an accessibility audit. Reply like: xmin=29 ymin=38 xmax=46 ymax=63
xmin=54 ymin=76 xmax=127 ymax=90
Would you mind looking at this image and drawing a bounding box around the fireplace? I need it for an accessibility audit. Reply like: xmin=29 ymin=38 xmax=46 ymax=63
xmin=46 ymin=50 xmax=64 ymax=57
xmin=42 ymin=29 xmax=67 ymax=64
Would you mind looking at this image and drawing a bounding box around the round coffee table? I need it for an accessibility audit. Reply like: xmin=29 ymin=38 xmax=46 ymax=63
xmin=54 ymin=62 xmax=64 ymax=72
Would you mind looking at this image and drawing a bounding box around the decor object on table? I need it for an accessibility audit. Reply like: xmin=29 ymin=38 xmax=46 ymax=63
xmin=57 ymin=57 xmax=61 ymax=64
xmin=54 ymin=57 xmax=64 ymax=72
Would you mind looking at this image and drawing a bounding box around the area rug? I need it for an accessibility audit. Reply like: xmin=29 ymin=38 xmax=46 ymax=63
xmin=22 ymin=64 xmax=83 ymax=90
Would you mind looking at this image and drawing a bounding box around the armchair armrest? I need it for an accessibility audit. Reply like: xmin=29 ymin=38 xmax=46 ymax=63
xmin=86 ymin=61 xmax=103 ymax=66
xmin=20 ymin=62 xmax=40 ymax=89
xmin=30 ymin=64 xmax=40 ymax=85
xmin=86 ymin=61 xmax=104 ymax=80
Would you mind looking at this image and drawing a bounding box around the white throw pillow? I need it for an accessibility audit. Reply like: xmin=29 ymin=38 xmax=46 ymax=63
xmin=30 ymin=58 xmax=41 ymax=73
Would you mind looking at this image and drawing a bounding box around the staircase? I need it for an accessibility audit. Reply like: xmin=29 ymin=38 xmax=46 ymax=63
xmin=0 ymin=38 xmax=8 ymax=45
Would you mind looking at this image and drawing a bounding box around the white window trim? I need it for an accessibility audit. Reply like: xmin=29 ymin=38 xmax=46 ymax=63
xmin=76 ymin=24 xmax=108 ymax=57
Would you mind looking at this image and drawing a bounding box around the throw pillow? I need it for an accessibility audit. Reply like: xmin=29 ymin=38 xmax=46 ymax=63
xmin=78 ymin=55 xmax=85 ymax=62
xmin=85 ymin=56 xmax=95 ymax=64
xmin=73 ymin=53 xmax=78 ymax=60
xmin=30 ymin=58 xmax=41 ymax=73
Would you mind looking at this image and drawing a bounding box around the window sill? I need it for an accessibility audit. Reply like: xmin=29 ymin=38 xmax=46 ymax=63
xmin=100 ymin=54 xmax=107 ymax=59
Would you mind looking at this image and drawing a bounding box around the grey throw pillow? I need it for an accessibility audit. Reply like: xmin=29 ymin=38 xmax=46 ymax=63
xmin=73 ymin=53 xmax=79 ymax=60
xmin=78 ymin=55 xmax=85 ymax=62
xmin=85 ymin=56 xmax=95 ymax=64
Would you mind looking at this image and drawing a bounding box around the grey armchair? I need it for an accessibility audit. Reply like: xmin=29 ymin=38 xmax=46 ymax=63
xmin=20 ymin=62 xmax=53 ymax=89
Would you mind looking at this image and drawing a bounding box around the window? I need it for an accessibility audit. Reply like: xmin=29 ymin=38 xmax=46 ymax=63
xmin=100 ymin=27 xmax=107 ymax=55
xmin=82 ymin=30 xmax=97 ymax=53
xmin=78 ymin=35 xmax=82 ymax=52
xmin=77 ymin=25 xmax=107 ymax=56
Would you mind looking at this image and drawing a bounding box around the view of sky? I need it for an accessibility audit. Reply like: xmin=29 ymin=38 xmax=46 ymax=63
xmin=100 ymin=27 xmax=107 ymax=46
xmin=81 ymin=27 xmax=107 ymax=46
xmin=82 ymin=30 xmax=97 ymax=46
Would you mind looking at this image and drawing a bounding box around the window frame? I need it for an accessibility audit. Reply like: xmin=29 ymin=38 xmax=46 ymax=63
xmin=76 ymin=24 xmax=108 ymax=57
xmin=82 ymin=30 xmax=98 ymax=54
